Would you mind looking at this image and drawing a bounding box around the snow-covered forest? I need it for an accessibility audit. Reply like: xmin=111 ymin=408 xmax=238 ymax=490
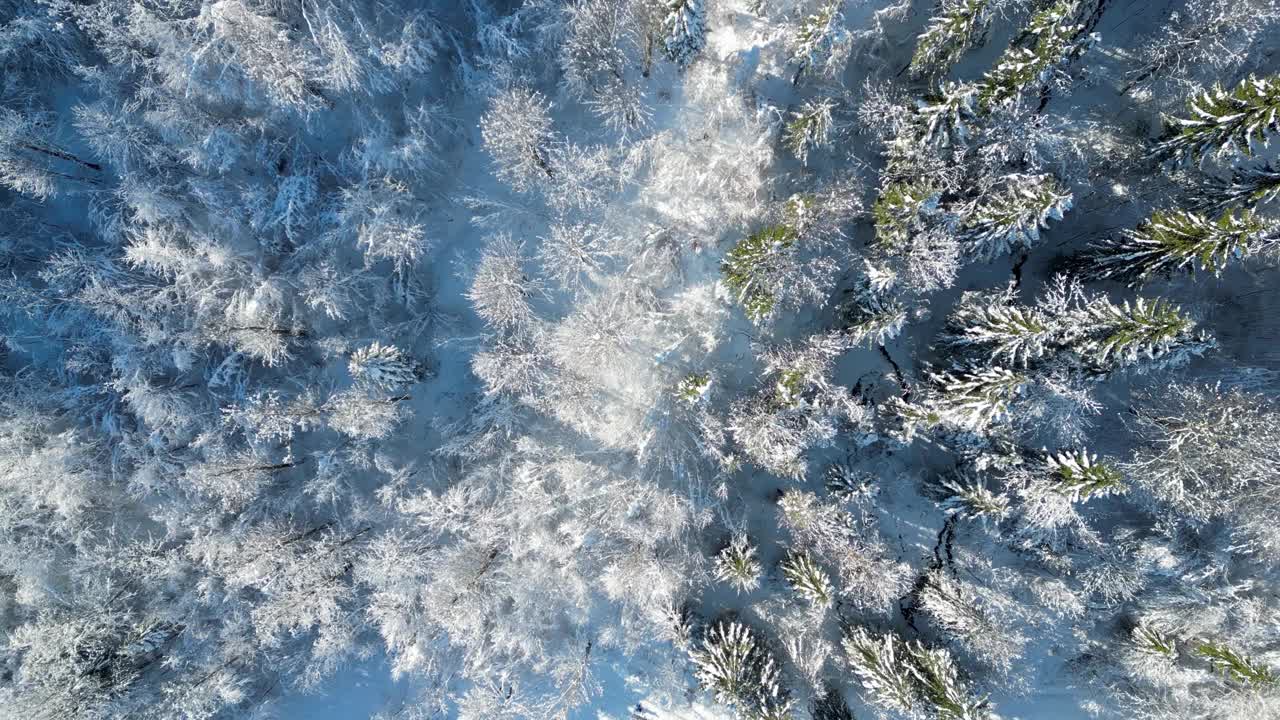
xmin=2 ymin=0 xmax=1279 ymax=718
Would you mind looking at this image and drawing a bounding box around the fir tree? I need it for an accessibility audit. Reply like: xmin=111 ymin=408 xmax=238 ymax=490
xmin=1046 ymin=449 xmax=1126 ymax=501
xmin=978 ymin=0 xmax=1090 ymax=111
xmin=783 ymin=98 xmax=837 ymax=164
xmin=1155 ymin=74 xmax=1280 ymax=163
xmin=663 ymin=0 xmax=707 ymax=70
xmin=910 ymin=0 xmax=993 ymax=79
xmin=714 ymin=535 xmax=763 ymax=594
xmin=1088 ymin=208 xmax=1277 ymax=283
xmin=1195 ymin=640 xmax=1279 ymax=687
xmin=781 ymin=551 xmax=834 ymax=608
xmin=962 ymin=175 xmax=1073 ymax=260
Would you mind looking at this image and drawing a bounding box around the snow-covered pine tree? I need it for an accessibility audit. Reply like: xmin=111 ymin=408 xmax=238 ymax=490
xmin=841 ymin=295 xmax=909 ymax=347
xmin=962 ymin=174 xmax=1073 ymax=260
xmin=927 ymin=366 xmax=1028 ymax=431
xmin=1131 ymin=623 xmax=1177 ymax=660
xmin=978 ymin=0 xmax=1091 ymax=111
xmin=783 ymin=97 xmax=837 ymax=164
xmin=691 ymin=621 xmax=792 ymax=718
xmin=842 ymin=627 xmax=919 ymax=714
xmin=721 ymin=225 xmax=798 ymax=323
xmin=1075 ymin=296 xmax=1213 ymax=373
xmin=944 ymin=291 xmax=1058 ymax=367
xmin=1045 ymin=449 xmax=1126 ymax=501
xmin=714 ymin=534 xmax=763 ymax=594
xmin=917 ymin=82 xmax=980 ymax=148
xmin=1154 ymin=74 xmax=1280 ymax=163
xmin=790 ymin=0 xmax=852 ymax=82
xmin=662 ymin=0 xmax=707 ymax=70
xmin=1087 ymin=208 xmax=1277 ymax=283
xmin=905 ymin=643 xmax=991 ymax=720
xmin=940 ymin=472 xmax=1012 ymax=523
xmin=843 ymin=627 xmax=992 ymax=719
xmin=1198 ymin=165 xmax=1280 ymax=212
xmin=910 ymin=0 xmax=994 ymax=79
xmin=873 ymin=179 xmax=941 ymax=249
xmin=781 ymin=551 xmax=834 ymax=608
xmin=1195 ymin=640 xmax=1279 ymax=687
xmin=349 ymin=342 xmax=419 ymax=390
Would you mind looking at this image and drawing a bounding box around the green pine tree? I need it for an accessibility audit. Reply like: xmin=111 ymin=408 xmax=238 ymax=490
xmin=873 ymin=180 xmax=940 ymax=249
xmin=1078 ymin=296 xmax=1212 ymax=372
xmin=978 ymin=0 xmax=1089 ymax=111
xmin=781 ymin=551 xmax=834 ymax=608
xmin=1089 ymin=207 xmax=1275 ymax=283
xmin=963 ymin=174 xmax=1073 ymax=260
xmin=783 ymin=98 xmax=837 ymax=164
xmin=713 ymin=535 xmax=763 ymax=594
xmin=1195 ymin=640 xmax=1279 ymax=687
xmin=1046 ymin=449 xmax=1126 ymax=501
xmin=722 ymin=224 xmax=798 ymax=323
xmin=910 ymin=0 xmax=994 ymax=78
xmin=1155 ymin=74 xmax=1280 ymax=162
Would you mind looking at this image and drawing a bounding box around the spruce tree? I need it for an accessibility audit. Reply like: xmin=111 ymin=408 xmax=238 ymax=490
xmin=663 ymin=0 xmax=708 ymax=70
xmin=1088 ymin=208 xmax=1276 ymax=284
xmin=1155 ymin=74 xmax=1280 ymax=163
xmin=910 ymin=0 xmax=993 ymax=79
